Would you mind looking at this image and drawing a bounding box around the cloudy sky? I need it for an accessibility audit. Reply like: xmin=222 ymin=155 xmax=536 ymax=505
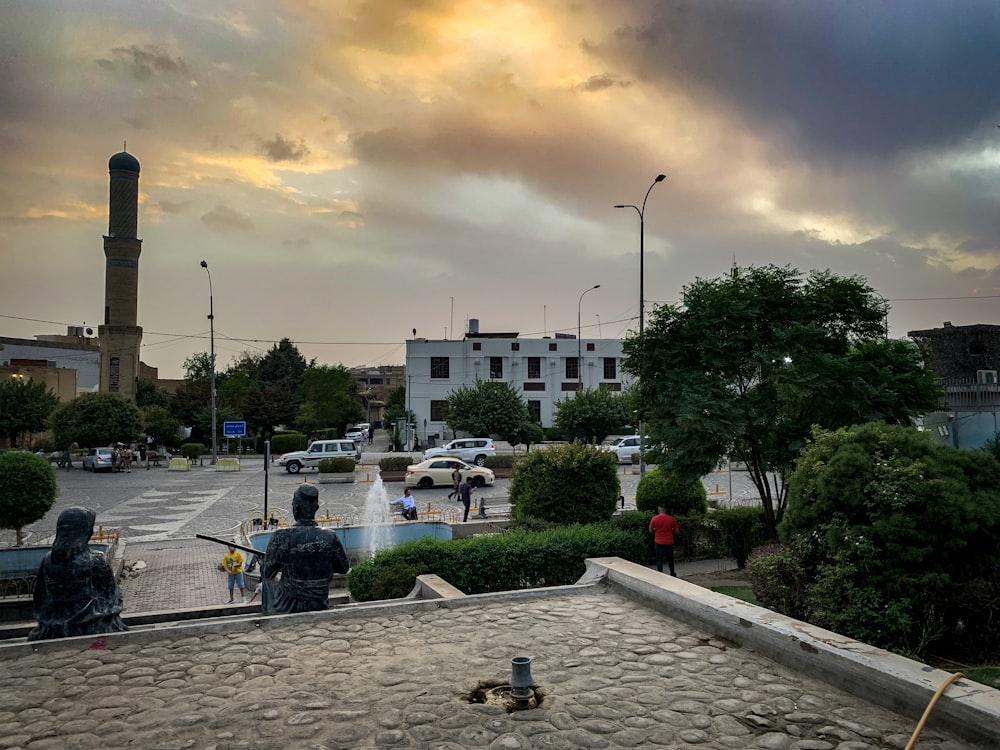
xmin=3 ymin=0 xmax=1000 ymax=379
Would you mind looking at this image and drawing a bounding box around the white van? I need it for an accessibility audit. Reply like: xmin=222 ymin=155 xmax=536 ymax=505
xmin=277 ymin=440 xmax=360 ymax=474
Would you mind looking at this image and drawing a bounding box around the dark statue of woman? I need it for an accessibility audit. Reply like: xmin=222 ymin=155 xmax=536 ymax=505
xmin=28 ymin=507 xmax=127 ymax=641
xmin=261 ymin=484 xmax=349 ymax=613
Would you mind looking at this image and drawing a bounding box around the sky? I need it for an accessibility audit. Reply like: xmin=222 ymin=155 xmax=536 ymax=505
xmin=2 ymin=0 xmax=1000 ymax=380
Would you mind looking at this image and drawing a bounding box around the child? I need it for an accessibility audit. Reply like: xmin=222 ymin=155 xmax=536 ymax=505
xmin=222 ymin=544 xmax=249 ymax=604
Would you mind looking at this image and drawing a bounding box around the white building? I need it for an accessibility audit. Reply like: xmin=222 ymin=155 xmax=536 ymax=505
xmin=405 ymin=323 xmax=633 ymax=444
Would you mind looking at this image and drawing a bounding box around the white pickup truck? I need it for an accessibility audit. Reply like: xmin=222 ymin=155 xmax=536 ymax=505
xmin=277 ymin=439 xmax=360 ymax=474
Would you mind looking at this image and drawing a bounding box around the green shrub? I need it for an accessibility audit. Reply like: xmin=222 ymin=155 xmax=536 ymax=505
xmin=509 ymin=442 xmax=619 ymax=525
xmin=371 ymin=561 xmax=426 ymax=599
xmin=379 ymin=456 xmax=414 ymax=471
xmin=0 ymin=452 xmax=59 ymax=546
xmin=634 ymin=468 xmax=708 ymax=516
xmin=674 ymin=513 xmax=724 ymax=560
xmin=180 ymin=442 xmax=205 ymax=460
xmin=318 ymin=457 xmax=356 ymax=473
xmin=747 ymin=543 xmax=809 ymax=619
xmin=270 ymin=432 xmax=308 ymax=454
xmin=714 ymin=506 xmax=767 ymax=568
xmin=347 ymin=523 xmax=644 ymax=601
xmin=483 ymin=455 xmax=520 ymax=469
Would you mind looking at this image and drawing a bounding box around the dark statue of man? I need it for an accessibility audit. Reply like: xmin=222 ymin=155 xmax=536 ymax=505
xmin=261 ymin=484 xmax=349 ymax=613
xmin=29 ymin=507 xmax=127 ymax=641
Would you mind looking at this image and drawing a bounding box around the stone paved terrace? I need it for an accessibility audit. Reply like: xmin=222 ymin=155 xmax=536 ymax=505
xmin=1 ymin=560 xmax=998 ymax=749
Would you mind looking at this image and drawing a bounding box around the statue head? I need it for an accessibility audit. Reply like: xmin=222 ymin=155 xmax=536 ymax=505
xmin=52 ymin=507 xmax=96 ymax=563
xmin=291 ymin=484 xmax=320 ymax=522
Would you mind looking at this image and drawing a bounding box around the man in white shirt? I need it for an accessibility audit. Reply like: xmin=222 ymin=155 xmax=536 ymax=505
xmin=390 ymin=488 xmax=418 ymax=520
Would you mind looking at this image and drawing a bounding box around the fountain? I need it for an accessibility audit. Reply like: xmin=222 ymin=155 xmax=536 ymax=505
xmin=363 ymin=476 xmax=393 ymax=557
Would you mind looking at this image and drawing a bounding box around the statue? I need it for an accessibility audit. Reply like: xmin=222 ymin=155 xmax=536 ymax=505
xmin=261 ymin=485 xmax=349 ymax=613
xmin=28 ymin=507 xmax=127 ymax=641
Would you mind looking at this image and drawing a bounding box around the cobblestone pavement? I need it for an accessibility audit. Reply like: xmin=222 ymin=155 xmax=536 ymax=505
xmin=0 ymin=588 xmax=982 ymax=749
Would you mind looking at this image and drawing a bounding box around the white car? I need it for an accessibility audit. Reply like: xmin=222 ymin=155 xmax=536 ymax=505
xmin=277 ymin=440 xmax=360 ymax=474
xmin=423 ymin=438 xmax=496 ymax=466
xmin=405 ymin=458 xmax=494 ymax=489
xmin=601 ymin=435 xmax=645 ymax=464
xmin=344 ymin=429 xmax=366 ymax=444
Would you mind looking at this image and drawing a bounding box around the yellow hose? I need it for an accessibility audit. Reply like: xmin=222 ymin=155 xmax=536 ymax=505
xmin=903 ymin=672 xmax=965 ymax=750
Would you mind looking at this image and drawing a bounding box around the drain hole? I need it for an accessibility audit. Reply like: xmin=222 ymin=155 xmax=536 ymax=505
xmin=467 ymin=679 xmax=544 ymax=712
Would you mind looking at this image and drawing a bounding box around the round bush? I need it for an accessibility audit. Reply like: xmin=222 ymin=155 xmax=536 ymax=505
xmin=318 ymin=457 xmax=356 ymax=472
xmin=509 ymin=442 xmax=619 ymax=525
xmin=0 ymin=452 xmax=59 ymax=543
xmin=180 ymin=443 xmax=206 ymax=460
xmin=635 ymin=468 xmax=708 ymax=516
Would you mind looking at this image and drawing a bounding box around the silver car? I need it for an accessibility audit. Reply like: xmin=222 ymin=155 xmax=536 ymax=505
xmin=82 ymin=447 xmax=115 ymax=472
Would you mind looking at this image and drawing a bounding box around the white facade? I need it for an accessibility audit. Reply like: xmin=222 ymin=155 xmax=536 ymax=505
xmin=0 ymin=336 xmax=101 ymax=392
xmin=405 ymin=334 xmax=633 ymax=443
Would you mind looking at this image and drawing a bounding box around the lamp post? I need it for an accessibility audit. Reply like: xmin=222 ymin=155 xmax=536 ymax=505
xmin=578 ymin=284 xmax=600 ymax=388
xmin=200 ymin=260 xmax=218 ymax=465
xmin=615 ymin=173 xmax=666 ymax=478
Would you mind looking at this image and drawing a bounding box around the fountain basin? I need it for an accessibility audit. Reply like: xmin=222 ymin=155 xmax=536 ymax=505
xmin=245 ymin=522 xmax=453 ymax=563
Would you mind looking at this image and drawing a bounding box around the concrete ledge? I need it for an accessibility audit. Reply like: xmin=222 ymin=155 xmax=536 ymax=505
xmin=408 ymin=574 xmax=466 ymax=599
xmin=318 ymin=473 xmax=355 ymax=483
xmin=215 ymin=458 xmax=241 ymax=472
xmin=581 ymin=556 xmax=1000 ymax=749
xmin=167 ymin=458 xmax=190 ymax=472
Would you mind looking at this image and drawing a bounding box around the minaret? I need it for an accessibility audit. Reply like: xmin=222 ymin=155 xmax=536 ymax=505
xmin=98 ymin=150 xmax=143 ymax=401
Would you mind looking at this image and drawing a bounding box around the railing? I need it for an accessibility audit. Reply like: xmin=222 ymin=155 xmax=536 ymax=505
xmin=939 ymin=380 xmax=1000 ymax=410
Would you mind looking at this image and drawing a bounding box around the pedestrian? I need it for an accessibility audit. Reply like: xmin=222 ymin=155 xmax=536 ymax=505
xmin=458 ymin=477 xmax=474 ymax=522
xmin=367 ymin=425 xmax=374 ymax=445
xmin=447 ymin=466 xmax=462 ymax=500
xmin=649 ymin=505 xmax=680 ymax=576
xmin=222 ymin=543 xmax=249 ymax=603
xmin=390 ymin=488 xmax=419 ymax=520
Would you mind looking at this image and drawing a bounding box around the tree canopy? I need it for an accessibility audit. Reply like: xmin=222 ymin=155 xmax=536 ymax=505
xmin=622 ymin=265 xmax=943 ymax=538
xmin=297 ymin=365 xmax=364 ymax=435
xmin=0 ymin=377 xmax=59 ymax=447
xmin=553 ymin=387 xmax=631 ymax=444
xmin=48 ymin=393 xmax=143 ymax=449
xmin=258 ymin=338 xmax=311 ymax=400
xmin=446 ymin=379 xmax=529 ymax=442
xmin=0 ymin=452 xmax=58 ymax=546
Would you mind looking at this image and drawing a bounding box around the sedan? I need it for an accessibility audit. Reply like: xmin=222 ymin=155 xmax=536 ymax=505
xmin=404 ymin=458 xmax=494 ymax=489
xmin=82 ymin=447 xmax=115 ymax=472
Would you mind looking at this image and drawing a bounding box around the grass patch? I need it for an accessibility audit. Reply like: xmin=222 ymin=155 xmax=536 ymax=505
xmin=962 ymin=667 xmax=1000 ymax=689
xmin=712 ymin=585 xmax=758 ymax=605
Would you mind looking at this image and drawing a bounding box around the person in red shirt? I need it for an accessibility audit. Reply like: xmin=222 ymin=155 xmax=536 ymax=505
xmin=649 ymin=505 xmax=680 ymax=576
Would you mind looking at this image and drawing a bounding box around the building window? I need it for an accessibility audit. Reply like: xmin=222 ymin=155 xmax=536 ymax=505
xmin=565 ymin=357 xmax=579 ymax=380
xmin=430 ymin=400 xmax=448 ymax=421
xmin=600 ymin=382 xmax=622 ymax=391
xmin=603 ymin=358 xmax=616 ymax=379
xmin=490 ymin=357 xmax=503 ymax=379
xmin=548 ymin=342 xmax=557 ymax=351
xmin=528 ymin=400 xmax=541 ymax=422
xmin=587 ymin=343 xmax=595 ymax=351
xmin=561 ymin=382 xmax=580 ymax=391
xmin=430 ymin=357 xmax=449 ymax=379
xmin=369 ymin=377 xmax=382 ymax=385
xmin=473 ymin=342 xmax=482 ymax=351
xmin=523 ymin=382 xmax=545 ymax=391
xmin=511 ymin=342 xmax=520 ymax=351
xmin=527 ymin=357 xmax=541 ymax=379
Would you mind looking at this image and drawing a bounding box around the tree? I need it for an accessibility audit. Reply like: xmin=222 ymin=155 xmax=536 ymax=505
xmin=0 ymin=452 xmax=58 ymax=546
xmin=775 ymin=422 xmax=1000 ymax=657
xmin=0 ymin=377 xmax=59 ymax=447
xmin=634 ymin=468 xmax=708 ymax=516
xmin=622 ymin=266 xmax=943 ymax=538
xmin=553 ymin=388 xmax=631 ymax=444
xmin=446 ymin=379 xmax=529 ymax=441
xmin=258 ymin=338 xmax=310 ymax=400
xmin=510 ymin=442 xmax=620 ymax=524
xmin=135 ymin=378 xmax=169 ymax=409
xmin=382 ymin=386 xmax=411 ymax=427
xmin=243 ymin=385 xmax=298 ymax=439
xmin=48 ymin=393 xmax=143 ymax=449
xmin=298 ymin=365 xmax=364 ymax=435
xmin=142 ymin=405 xmax=181 ymax=447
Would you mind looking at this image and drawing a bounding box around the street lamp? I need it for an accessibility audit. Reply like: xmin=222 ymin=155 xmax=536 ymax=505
xmin=200 ymin=260 xmax=218 ymax=465
xmin=578 ymin=284 xmax=601 ymax=388
xmin=615 ymin=173 xmax=666 ymax=478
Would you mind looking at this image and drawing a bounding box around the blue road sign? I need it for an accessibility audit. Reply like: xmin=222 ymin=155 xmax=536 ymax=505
xmin=223 ymin=421 xmax=247 ymax=437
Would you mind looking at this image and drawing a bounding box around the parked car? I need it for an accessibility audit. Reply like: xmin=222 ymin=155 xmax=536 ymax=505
xmin=344 ymin=429 xmax=366 ymax=444
xmin=278 ymin=440 xmax=361 ymax=474
xmin=82 ymin=447 xmax=115 ymax=472
xmin=405 ymin=458 xmax=495 ymax=489
xmin=600 ymin=435 xmax=645 ymax=464
xmin=423 ymin=438 xmax=496 ymax=466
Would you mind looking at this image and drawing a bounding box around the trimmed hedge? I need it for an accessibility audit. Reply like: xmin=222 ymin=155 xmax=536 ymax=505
xmin=483 ymin=455 xmax=520 ymax=470
xmin=180 ymin=442 xmax=205 ymax=460
xmin=270 ymin=432 xmax=308 ymax=454
xmin=713 ymin=506 xmax=767 ymax=568
xmin=347 ymin=522 xmax=648 ymax=601
xmin=318 ymin=457 xmax=357 ymax=473
xmin=379 ymin=456 xmax=415 ymax=471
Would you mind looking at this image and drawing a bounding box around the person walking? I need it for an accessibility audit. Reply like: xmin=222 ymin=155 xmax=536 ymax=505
xmin=390 ymin=488 xmax=419 ymax=520
xmin=458 ymin=477 xmax=474 ymax=522
xmin=222 ymin=543 xmax=249 ymax=603
xmin=649 ymin=505 xmax=680 ymax=576
xmin=447 ymin=466 xmax=462 ymax=500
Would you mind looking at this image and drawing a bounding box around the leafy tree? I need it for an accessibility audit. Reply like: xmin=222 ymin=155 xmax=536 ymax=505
xmin=142 ymin=405 xmax=181 ymax=447
xmin=382 ymin=386 xmax=410 ymax=427
xmin=298 ymin=365 xmax=364 ymax=435
xmin=553 ymin=388 xmax=630 ymax=444
xmin=182 ymin=352 xmax=214 ymax=382
xmin=778 ymin=422 xmax=1000 ymax=657
xmin=634 ymin=468 xmax=708 ymax=516
xmin=510 ymin=442 xmax=620 ymax=525
xmin=243 ymin=385 xmax=298 ymax=439
xmin=169 ymin=379 xmax=210 ymax=435
xmin=48 ymin=393 xmax=143 ymax=449
xmin=135 ymin=378 xmax=170 ymax=409
xmin=447 ymin=379 xmax=529 ymax=441
xmin=0 ymin=377 xmax=59 ymax=447
xmin=622 ymin=266 xmax=943 ymax=538
xmin=216 ymin=370 xmax=254 ymax=416
xmin=0 ymin=452 xmax=58 ymax=546
xmin=258 ymin=338 xmax=310 ymax=400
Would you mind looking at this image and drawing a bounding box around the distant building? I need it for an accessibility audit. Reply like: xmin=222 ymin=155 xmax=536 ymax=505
xmin=350 ymin=365 xmax=405 ymax=427
xmin=909 ymin=322 xmax=1000 ymax=448
xmin=405 ymin=319 xmax=633 ymax=446
xmin=0 ymin=334 xmax=100 ymax=393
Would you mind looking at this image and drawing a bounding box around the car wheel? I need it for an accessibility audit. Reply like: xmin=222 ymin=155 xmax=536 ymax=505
xmin=417 ymin=477 xmax=433 ymax=489
xmin=473 ymin=476 xmax=486 ymax=488
xmin=474 ymin=455 xmax=486 ymax=466
xmin=286 ymin=461 xmax=301 ymax=474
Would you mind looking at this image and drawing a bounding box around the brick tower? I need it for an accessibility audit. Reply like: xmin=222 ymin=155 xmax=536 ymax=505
xmin=98 ymin=150 xmax=143 ymax=401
